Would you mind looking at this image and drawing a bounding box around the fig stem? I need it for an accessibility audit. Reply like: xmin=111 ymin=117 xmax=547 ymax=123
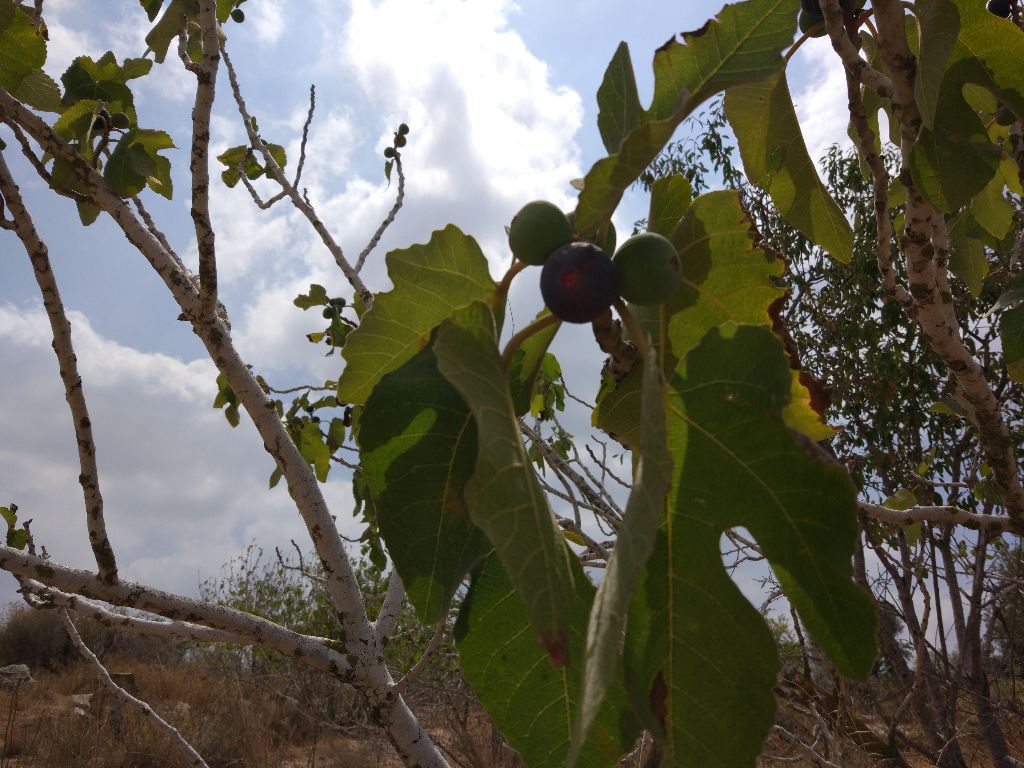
xmin=500 ymin=312 xmax=560 ymax=373
xmin=494 ymin=260 xmax=529 ymax=311
xmin=613 ymin=298 xmax=651 ymax=359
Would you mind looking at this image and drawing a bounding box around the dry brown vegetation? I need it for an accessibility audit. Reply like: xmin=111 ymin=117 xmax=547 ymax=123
xmin=0 ymin=602 xmax=1021 ymax=767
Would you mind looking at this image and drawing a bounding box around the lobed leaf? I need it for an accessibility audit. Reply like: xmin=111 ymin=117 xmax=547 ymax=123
xmin=337 ymin=225 xmax=497 ymax=404
xmin=359 ymin=343 xmax=487 ymax=624
xmin=0 ymin=1 xmax=45 ymax=95
xmin=596 ymin=41 xmax=644 ymax=154
xmin=626 ymin=325 xmax=876 ymax=766
xmin=456 ymin=553 xmax=638 ymax=768
xmin=434 ymin=302 xmax=575 ymax=665
xmin=569 ymin=351 xmax=671 ymax=765
xmin=13 ymin=69 xmax=61 ymax=113
xmin=575 ymin=0 xmax=798 ymax=234
xmin=725 ymin=70 xmax=853 ymax=263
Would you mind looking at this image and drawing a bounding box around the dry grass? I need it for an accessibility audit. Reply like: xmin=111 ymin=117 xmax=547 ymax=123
xmin=0 ymin=651 xmax=531 ymax=768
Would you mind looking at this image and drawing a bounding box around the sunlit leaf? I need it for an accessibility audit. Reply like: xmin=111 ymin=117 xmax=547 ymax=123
xmin=337 ymin=225 xmax=497 ymax=404
xmin=575 ymin=0 xmax=798 ymax=233
xmin=596 ymin=41 xmax=643 ymax=154
xmin=725 ymin=70 xmax=853 ymax=263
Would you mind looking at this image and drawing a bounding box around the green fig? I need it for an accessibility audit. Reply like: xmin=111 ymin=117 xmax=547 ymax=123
xmin=613 ymin=232 xmax=683 ymax=306
xmin=508 ymin=200 xmax=573 ymax=266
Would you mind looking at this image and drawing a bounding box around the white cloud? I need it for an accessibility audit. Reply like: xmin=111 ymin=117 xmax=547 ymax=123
xmin=247 ymin=0 xmax=287 ymax=45
xmin=229 ymin=0 xmax=585 ymax=369
xmin=791 ymin=38 xmax=854 ymax=162
xmin=0 ymin=305 xmax=357 ymax=604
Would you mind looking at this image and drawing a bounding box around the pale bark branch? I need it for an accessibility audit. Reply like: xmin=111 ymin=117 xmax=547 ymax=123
xmin=820 ymin=0 xmax=893 ymax=99
xmin=355 ymin=153 xmax=405 ymax=273
xmin=186 ymin=0 xmax=222 ymax=322
xmin=859 ymin=502 xmax=1014 ymax=533
xmin=0 ymin=153 xmax=118 ymax=583
xmin=0 ymin=546 xmax=354 ymax=674
xmin=373 ymin=571 xmax=406 ymax=642
xmin=218 ymin=43 xmax=373 ymax=307
xmin=61 ymin=610 xmax=211 ymax=768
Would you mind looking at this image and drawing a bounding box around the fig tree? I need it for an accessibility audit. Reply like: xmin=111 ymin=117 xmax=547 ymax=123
xmin=540 ymin=242 xmax=617 ymax=323
xmin=508 ymin=200 xmax=573 ymax=265
xmin=612 ymin=232 xmax=682 ymax=306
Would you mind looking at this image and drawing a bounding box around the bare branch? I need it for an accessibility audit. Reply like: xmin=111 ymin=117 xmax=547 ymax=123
xmin=394 ymin=617 xmax=446 ymax=694
xmin=186 ymin=0 xmax=222 ymax=322
xmin=0 ymin=153 xmax=118 ymax=582
xmin=373 ymin=571 xmax=406 ymax=642
xmin=1 ymin=546 xmax=353 ymax=674
xmin=61 ymin=610 xmax=211 ymax=768
xmin=859 ymin=502 xmax=1014 ymax=533
xmin=218 ymin=43 xmax=373 ymax=306
xmin=355 ymin=153 xmax=405 ymax=273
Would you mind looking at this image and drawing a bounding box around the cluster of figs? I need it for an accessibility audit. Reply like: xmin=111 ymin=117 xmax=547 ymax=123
xmin=508 ymin=200 xmax=683 ymax=324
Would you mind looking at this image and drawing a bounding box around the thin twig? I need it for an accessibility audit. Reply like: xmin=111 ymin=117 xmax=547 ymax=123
xmin=62 ymin=609 xmax=211 ymax=767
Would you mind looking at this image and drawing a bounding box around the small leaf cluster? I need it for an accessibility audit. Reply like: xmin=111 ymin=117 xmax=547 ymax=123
xmin=141 ymin=0 xmax=249 ymax=63
xmin=293 ymin=283 xmax=354 ymax=354
xmin=216 ymin=119 xmax=288 ymax=189
xmin=0 ymin=503 xmax=28 ymax=551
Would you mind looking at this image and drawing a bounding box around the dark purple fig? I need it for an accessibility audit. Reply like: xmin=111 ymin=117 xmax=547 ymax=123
xmin=540 ymin=242 xmax=617 ymax=323
xmin=988 ymin=0 xmax=1012 ymax=17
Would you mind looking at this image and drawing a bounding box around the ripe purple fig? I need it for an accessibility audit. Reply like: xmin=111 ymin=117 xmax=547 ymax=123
xmin=540 ymin=242 xmax=617 ymax=323
xmin=987 ymin=0 xmax=1012 ymax=17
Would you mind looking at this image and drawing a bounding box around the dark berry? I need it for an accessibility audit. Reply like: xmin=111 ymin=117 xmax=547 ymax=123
xmin=540 ymin=242 xmax=617 ymax=323
xmin=988 ymin=0 xmax=1012 ymax=17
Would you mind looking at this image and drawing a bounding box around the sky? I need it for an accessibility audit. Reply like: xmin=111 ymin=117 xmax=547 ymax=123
xmin=0 ymin=0 xmax=854 ymax=607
